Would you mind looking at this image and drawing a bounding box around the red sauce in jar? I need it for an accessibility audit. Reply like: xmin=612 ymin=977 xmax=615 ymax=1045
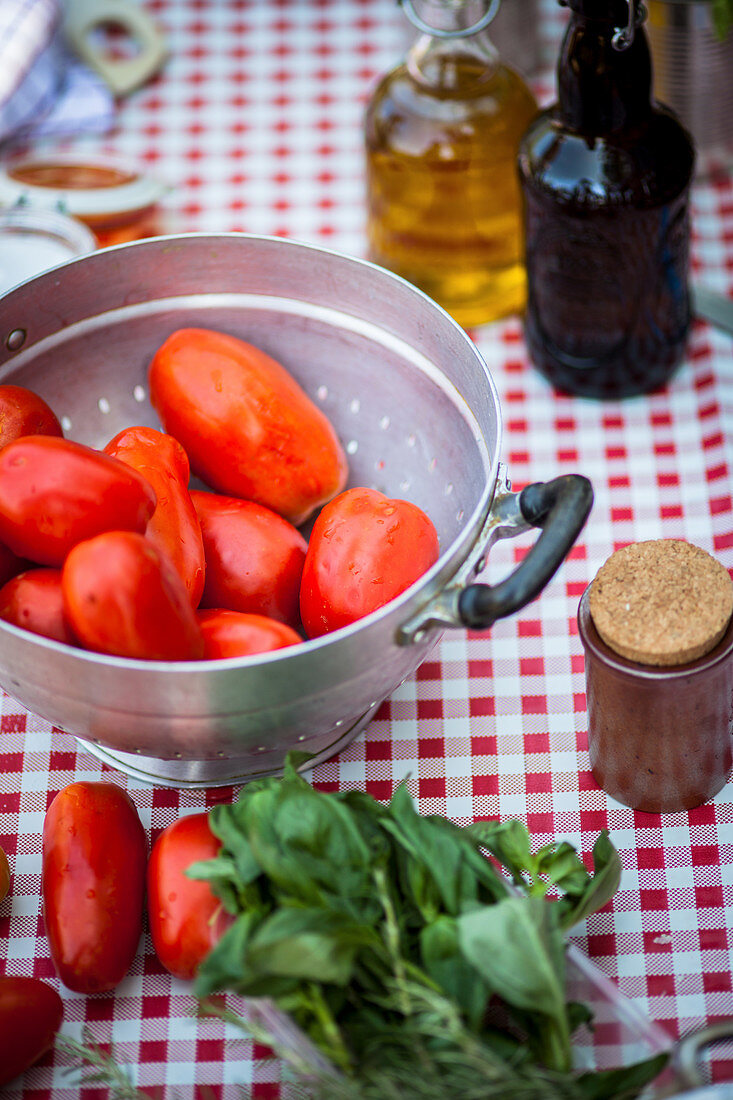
xmin=5 ymin=158 xmax=163 ymax=246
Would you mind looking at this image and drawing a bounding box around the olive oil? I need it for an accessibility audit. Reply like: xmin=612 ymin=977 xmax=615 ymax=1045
xmin=365 ymin=4 xmax=538 ymax=329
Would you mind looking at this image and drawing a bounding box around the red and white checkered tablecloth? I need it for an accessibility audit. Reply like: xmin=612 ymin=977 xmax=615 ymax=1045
xmin=1 ymin=1 xmax=733 ymax=1096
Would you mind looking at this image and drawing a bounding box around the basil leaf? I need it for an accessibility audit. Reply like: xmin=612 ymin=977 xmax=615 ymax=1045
xmin=458 ymin=895 xmax=566 ymax=1019
xmin=194 ymin=909 xmax=263 ymax=997
xmin=557 ymin=831 xmax=622 ymax=930
xmin=536 ymin=842 xmax=593 ymax=896
xmin=466 ymin=819 xmax=534 ymax=886
xmin=575 ymin=1052 xmax=669 ymax=1099
xmin=185 ymin=854 xmax=242 ymax=914
xmin=207 ymin=801 xmax=263 ymax=886
xmin=458 ymin=895 xmax=572 ymax=1071
xmin=244 ymin=784 xmax=376 ymax=910
xmin=383 ymin=784 xmax=506 ymax=916
xmin=245 ymin=908 xmax=380 ymax=986
xmin=420 ymin=916 xmax=489 ymax=1028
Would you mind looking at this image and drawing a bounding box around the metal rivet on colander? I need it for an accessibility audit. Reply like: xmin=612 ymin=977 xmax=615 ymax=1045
xmin=5 ymin=328 xmax=26 ymax=351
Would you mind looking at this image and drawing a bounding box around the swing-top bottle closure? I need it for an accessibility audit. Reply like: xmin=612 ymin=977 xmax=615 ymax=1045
xmin=560 ymin=0 xmax=648 ymax=51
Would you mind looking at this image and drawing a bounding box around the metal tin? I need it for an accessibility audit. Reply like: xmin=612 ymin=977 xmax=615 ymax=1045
xmin=646 ymin=0 xmax=733 ymax=158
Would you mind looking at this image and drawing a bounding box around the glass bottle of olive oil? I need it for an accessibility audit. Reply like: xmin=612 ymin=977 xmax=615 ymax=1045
xmin=364 ymin=0 xmax=538 ymax=328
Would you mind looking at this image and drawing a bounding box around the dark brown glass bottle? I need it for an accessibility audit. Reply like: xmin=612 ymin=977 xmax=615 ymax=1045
xmin=517 ymin=0 xmax=695 ymax=398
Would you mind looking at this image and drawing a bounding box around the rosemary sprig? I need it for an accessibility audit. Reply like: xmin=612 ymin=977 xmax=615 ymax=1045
xmin=57 ymin=1030 xmax=154 ymax=1099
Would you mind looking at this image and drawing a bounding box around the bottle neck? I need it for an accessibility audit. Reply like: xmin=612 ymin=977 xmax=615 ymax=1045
xmin=404 ymin=0 xmax=499 ymax=91
xmin=556 ymin=0 xmax=653 ymax=134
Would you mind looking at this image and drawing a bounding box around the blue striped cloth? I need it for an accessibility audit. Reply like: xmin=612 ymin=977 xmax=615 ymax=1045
xmin=0 ymin=0 xmax=113 ymax=144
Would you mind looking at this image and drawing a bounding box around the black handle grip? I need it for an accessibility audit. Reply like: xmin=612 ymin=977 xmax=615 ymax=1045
xmin=457 ymin=474 xmax=593 ymax=630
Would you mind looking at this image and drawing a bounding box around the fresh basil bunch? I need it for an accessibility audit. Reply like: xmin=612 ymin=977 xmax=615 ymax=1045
xmin=189 ymin=756 xmax=666 ymax=1100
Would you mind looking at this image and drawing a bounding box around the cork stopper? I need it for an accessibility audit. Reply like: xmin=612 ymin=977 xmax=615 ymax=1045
xmin=588 ymin=539 xmax=733 ymax=666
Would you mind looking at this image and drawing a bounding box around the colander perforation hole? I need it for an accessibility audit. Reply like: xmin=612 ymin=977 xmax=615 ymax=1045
xmin=61 ymin=415 xmax=72 ymax=432
xmin=346 ymin=440 xmax=358 ymax=455
xmin=349 ymin=398 xmax=360 ymax=414
xmin=98 ymin=398 xmax=111 ymax=414
xmin=379 ymin=415 xmax=390 ymax=430
xmin=316 ymin=384 xmax=328 ymax=401
xmin=133 ymin=385 xmax=146 ymax=402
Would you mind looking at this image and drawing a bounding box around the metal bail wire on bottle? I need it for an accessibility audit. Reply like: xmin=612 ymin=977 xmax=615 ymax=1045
xmin=612 ymin=0 xmax=647 ymax=50
xmin=398 ymin=0 xmax=500 ymax=39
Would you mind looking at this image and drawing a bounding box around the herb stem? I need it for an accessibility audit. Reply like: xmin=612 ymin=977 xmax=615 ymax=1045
xmin=306 ymin=982 xmax=353 ymax=1072
xmin=373 ymin=864 xmax=412 ymax=1019
xmin=537 ymin=1012 xmax=572 ymax=1075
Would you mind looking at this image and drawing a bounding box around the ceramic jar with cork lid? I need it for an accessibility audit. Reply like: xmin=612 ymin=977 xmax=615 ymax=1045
xmin=578 ymin=539 xmax=733 ymax=813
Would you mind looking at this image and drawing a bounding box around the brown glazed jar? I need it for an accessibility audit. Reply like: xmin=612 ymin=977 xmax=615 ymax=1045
xmin=578 ymin=540 xmax=733 ymax=812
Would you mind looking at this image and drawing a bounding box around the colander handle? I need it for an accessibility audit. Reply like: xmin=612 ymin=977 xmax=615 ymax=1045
xmin=457 ymin=475 xmax=593 ymax=630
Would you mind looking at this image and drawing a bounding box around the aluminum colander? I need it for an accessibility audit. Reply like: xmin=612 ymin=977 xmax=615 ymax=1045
xmin=0 ymin=234 xmax=591 ymax=787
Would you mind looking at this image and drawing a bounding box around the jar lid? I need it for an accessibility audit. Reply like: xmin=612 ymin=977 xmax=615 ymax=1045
xmin=0 ymin=154 xmax=168 ymax=224
xmin=588 ymin=539 xmax=733 ymax=666
xmin=0 ymin=206 xmax=96 ymax=297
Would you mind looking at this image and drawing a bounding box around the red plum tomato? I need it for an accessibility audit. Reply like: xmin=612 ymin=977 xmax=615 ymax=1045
xmin=104 ymin=426 xmax=205 ymax=607
xmin=300 ymin=487 xmax=440 ymax=638
xmin=62 ymin=531 xmax=204 ymax=661
xmin=0 ymin=384 xmax=63 ymax=450
xmin=0 ymin=568 xmax=77 ymax=645
xmin=0 ymin=436 xmax=156 ymax=566
xmin=42 ymin=781 xmax=147 ymax=994
xmin=0 ymin=540 xmax=29 ymax=587
xmin=198 ymin=609 xmax=302 ymax=659
xmin=147 ymin=812 xmax=233 ymax=981
xmin=149 ymin=327 xmax=348 ymax=525
xmin=192 ymin=490 xmax=307 ymax=628
xmin=0 ymin=976 xmax=64 ymax=1085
